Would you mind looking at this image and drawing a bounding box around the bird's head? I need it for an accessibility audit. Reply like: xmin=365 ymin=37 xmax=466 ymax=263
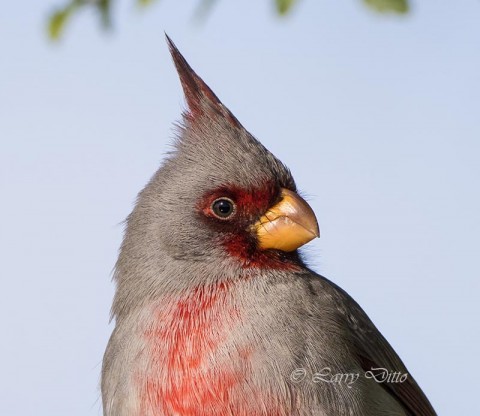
xmin=116 ymin=37 xmax=319 ymax=301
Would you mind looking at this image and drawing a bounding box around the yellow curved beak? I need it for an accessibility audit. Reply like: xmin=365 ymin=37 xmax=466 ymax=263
xmin=254 ymin=188 xmax=320 ymax=252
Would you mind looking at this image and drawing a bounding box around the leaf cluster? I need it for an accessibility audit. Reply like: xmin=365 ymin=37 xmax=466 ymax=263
xmin=47 ymin=0 xmax=409 ymax=41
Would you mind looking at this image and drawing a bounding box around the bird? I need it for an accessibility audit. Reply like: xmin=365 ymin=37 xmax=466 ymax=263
xmin=101 ymin=35 xmax=436 ymax=416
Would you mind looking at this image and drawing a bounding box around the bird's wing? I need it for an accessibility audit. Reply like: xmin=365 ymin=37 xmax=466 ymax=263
xmin=308 ymin=271 xmax=437 ymax=416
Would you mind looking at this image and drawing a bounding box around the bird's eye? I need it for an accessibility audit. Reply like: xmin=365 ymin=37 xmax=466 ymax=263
xmin=211 ymin=198 xmax=236 ymax=219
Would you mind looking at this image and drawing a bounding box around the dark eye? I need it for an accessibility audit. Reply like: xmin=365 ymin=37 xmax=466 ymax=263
xmin=211 ymin=198 xmax=236 ymax=219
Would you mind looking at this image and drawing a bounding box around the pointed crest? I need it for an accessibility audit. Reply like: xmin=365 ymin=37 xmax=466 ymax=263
xmin=165 ymin=34 xmax=240 ymax=127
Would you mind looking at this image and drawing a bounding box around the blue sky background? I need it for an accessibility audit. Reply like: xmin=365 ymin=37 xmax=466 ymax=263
xmin=1 ymin=1 xmax=479 ymax=415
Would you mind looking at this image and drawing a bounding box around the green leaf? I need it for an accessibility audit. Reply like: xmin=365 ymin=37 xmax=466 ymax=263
xmin=275 ymin=0 xmax=298 ymax=15
xmin=97 ymin=0 xmax=112 ymax=27
xmin=47 ymin=0 xmax=113 ymax=40
xmin=137 ymin=0 xmax=157 ymax=6
xmin=363 ymin=0 xmax=409 ymax=13
xmin=47 ymin=1 xmax=80 ymax=40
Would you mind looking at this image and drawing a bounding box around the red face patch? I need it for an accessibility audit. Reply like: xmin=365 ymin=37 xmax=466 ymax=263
xmin=199 ymin=182 xmax=278 ymax=222
xmin=197 ymin=183 xmax=302 ymax=271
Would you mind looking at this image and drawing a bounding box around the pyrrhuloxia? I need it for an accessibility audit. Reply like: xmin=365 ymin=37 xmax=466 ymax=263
xmin=101 ymin=36 xmax=436 ymax=416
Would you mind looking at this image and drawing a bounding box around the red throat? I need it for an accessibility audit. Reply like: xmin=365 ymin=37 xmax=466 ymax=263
xmin=137 ymin=281 xmax=284 ymax=416
xmin=223 ymin=234 xmax=302 ymax=271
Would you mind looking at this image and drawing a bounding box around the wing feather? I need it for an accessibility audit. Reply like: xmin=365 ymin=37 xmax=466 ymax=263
xmin=309 ymin=271 xmax=437 ymax=415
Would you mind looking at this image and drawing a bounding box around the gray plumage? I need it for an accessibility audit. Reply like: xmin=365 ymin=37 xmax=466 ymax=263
xmin=101 ymin=36 xmax=436 ymax=416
